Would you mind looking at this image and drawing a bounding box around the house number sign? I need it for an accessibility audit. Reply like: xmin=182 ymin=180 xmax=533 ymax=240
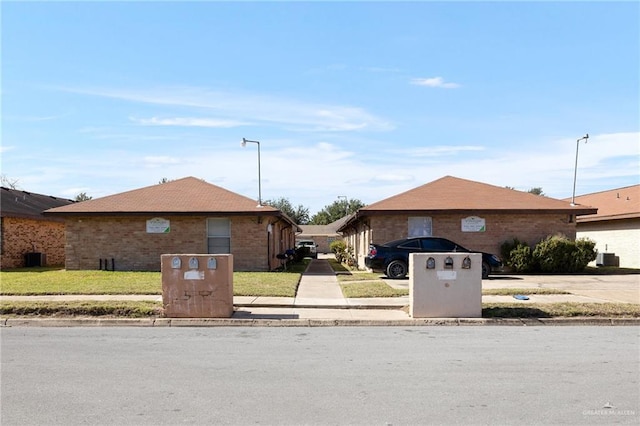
xmin=146 ymin=217 xmax=170 ymax=233
xmin=461 ymin=216 xmax=485 ymax=233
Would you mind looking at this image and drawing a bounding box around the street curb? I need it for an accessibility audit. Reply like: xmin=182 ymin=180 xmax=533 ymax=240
xmin=2 ymin=317 xmax=639 ymax=327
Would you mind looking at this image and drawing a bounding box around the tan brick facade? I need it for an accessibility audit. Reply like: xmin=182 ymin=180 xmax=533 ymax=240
xmin=344 ymin=212 xmax=577 ymax=268
xmin=63 ymin=215 xmax=296 ymax=271
xmin=1 ymin=217 xmax=66 ymax=268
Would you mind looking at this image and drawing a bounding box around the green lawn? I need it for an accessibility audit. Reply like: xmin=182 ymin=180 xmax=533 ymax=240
xmin=0 ymin=265 xmax=305 ymax=298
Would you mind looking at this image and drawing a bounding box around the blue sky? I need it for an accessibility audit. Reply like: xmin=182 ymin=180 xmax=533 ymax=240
xmin=2 ymin=1 xmax=638 ymax=215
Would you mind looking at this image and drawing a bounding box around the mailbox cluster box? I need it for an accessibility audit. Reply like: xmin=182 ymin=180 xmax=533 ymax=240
xmin=409 ymin=253 xmax=482 ymax=318
xmin=161 ymin=254 xmax=234 ymax=318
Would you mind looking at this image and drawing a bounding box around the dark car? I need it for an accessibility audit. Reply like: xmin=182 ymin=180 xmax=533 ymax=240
xmin=365 ymin=236 xmax=502 ymax=279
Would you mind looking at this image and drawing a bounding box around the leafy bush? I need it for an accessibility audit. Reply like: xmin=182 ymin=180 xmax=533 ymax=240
xmin=500 ymin=238 xmax=522 ymax=262
xmin=502 ymin=235 xmax=597 ymax=273
xmin=510 ymin=244 xmax=535 ymax=272
xmin=532 ymin=234 xmax=597 ymax=273
xmin=501 ymin=238 xmax=535 ymax=272
xmin=574 ymin=238 xmax=598 ymax=270
xmin=330 ymin=240 xmax=347 ymax=263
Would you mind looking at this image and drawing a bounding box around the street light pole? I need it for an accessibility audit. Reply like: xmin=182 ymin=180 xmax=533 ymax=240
xmin=241 ymin=138 xmax=262 ymax=207
xmin=337 ymin=195 xmax=348 ymax=217
xmin=571 ymin=134 xmax=589 ymax=206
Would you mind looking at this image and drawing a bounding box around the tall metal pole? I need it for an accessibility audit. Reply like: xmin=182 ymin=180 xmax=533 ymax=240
xmin=571 ymin=134 xmax=589 ymax=206
xmin=241 ymin=138 xmax=262 ymax=206
xmin=337 ymin=195 xmax=348 ymax=217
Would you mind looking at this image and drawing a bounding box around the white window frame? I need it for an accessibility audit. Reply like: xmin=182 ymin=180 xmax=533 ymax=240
xmin=207 ymin=218 xmax=231 ymax=254
xmin=408 ymin=216 xmax=432 ymax=237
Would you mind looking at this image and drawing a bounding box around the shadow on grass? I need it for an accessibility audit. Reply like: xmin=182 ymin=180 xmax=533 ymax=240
xmin=1 ymin=267 xmax=64 ymax=273
xmin=482 ymin=306 xmax=551 ymax=318
xmin=232 ymin=311 xmax=300 ymax=320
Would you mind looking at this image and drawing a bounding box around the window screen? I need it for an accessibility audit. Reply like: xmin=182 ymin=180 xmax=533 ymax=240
xmin=207 ymin=218 xmax=230 ymax=254
xmin=408 ymin=217 xmax=432 ymax=237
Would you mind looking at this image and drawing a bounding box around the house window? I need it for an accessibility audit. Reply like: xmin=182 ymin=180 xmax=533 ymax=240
xmin=207 ymin=218 xmax=230 ymax=254
xmin=408 ymin=217 xmax=432 ymax=237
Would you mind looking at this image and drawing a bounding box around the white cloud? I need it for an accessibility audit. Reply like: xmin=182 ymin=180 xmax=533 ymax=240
xmin=403 ymin=145 xmax=485 ymax=157
xmin=59 ymin=85 xmax=394 ymax=133
xmin=411 ymin=77 xmax=461 ymax=89
xmin=131 ymin=116 xmax=249 ymax=128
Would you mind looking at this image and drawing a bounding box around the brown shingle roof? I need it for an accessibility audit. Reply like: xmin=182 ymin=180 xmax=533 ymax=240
xmin=361 ymin=176 xmax=597 ymax=214
xmin=298 ymin=216 xmax=351 ymax=236
xmin=44 ymin=177 xmax=280 ymax=216
xmin=569 ymin=184 xmax=640 ymax=223
xmin=1 ymin=187 xmax=74 ymax=220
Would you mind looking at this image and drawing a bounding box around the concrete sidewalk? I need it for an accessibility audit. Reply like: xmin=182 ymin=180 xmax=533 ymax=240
xmin=2 ymin=258 xmax=639 ymax=324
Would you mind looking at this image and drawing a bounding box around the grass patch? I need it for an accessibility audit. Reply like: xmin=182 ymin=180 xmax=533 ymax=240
xmin=482 ymin=288 xmax=570 ymax=296
xmin=1 ymin=261 xmax=310 ymax=298
xmin=1 ymin=268 xmax=162 ymax=295
xmin=482 ymin=302 xmax=640 ymax=318
xmin=327 ymin=258 xmax=350 ymax=273
xmin=0 ymin=300 xmax=163 ymax=317
xmin=234 ymin=272 xmax=301 ymax=297
xmin=341 ymin=281 xmax=408 ymax=298
xmin=337 ymin=272 xmax=385 ymax=282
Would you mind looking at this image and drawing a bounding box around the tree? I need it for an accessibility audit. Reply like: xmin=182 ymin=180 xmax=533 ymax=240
xmin=1 ymin=174 xmax=20 ymax=189
xmin=263 ymin=197 xmax=310 ymax=225
xmin=505 ymin=186 xmax=544 ymax=196
xmin=75 ymin=192 xmax=93 ymax=202
xmin=310 ymin=198 xmax=365 ymax=225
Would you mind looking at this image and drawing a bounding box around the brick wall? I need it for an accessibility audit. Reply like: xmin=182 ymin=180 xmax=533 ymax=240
xmin=64 ymin=215 xmax=295 ymax=271
xmin=1 ymin=217 xmax=66 ymax=268
xmin=348 ymin=212 xmax=577 ymax=266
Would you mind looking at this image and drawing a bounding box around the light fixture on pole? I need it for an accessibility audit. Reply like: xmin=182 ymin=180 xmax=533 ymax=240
xmin=241 ymin=138 xmax=262 ymax=207
xmin=337 ymin=195 xmax=348 ymax=217
xmin=571 ymin=134 xmax=589 ymax=206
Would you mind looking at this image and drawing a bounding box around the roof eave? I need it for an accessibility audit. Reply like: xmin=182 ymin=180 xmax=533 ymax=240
xmin=357 ymin=208 xmax=598 ymax=216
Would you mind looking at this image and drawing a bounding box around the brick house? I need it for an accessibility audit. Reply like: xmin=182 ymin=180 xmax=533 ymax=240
xmin=570 ymin=184 xmax=639 ymax=269
xmin=338 ymin=176 xmax=597 ymax=269
xmin=44 ymin=177 xmax=300 ymax=271
xmin=1 ymin=187 xmax=75 ymax=268
xmin=297 ymin=216 xmax=349 ymax=254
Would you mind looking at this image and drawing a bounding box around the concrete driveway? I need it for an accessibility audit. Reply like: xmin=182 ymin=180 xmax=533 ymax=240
xmin=483 ymin=274 xmax=640 ymax=304
xmin=385 ymin=274 xmax=639 ymax=304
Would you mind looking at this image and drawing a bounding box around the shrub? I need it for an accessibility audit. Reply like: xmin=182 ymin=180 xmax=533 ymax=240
xmin=532 ymin=234 xmax=596 ymax=273
xmin=574 ymin=238 xmax=598 ymax=270
xmin=510 ymin=244 xmax=535 ymax=272
xmin=330 ymin=240 xmax=347 ymax=263
xmin=500 ymin=238 xmax=522 ymax=262
xmin=502 ymin=235 xmax=597 ymax=273
xmin=501 ymin=238 xmax=535 ymax=272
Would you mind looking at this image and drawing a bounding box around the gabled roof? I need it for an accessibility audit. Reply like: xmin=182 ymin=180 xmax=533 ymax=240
xmin=1 ymin=187 xmax=75 ymax=220
xmin=298 ymin=216 xmax=351 ymax=237
xmin=360 ymin=176 xmax=597 ymax=214
xmin=44 ymin=177 xmax=283 ymax=216
xmin=569 ymin=184 xmax=640 ymax=223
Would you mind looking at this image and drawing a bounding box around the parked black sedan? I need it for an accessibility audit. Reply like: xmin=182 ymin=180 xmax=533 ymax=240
xmin=365 ymin=236 xmax=502 ymax=279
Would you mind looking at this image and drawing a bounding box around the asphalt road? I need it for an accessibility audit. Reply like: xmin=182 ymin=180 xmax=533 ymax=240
xmin=1 ymin=326 xmax=638 ymax=425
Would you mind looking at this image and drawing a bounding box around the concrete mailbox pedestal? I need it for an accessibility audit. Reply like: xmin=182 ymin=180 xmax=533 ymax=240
xmin=161 ymin=254 xmax=233 ymax=318
xmin=409 ymin=253 xmax=482 ymax=318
